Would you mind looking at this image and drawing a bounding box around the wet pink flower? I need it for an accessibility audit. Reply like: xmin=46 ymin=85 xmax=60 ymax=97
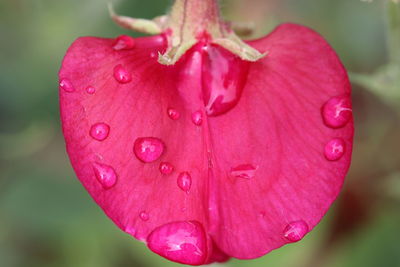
xmin=59 ymin=0 xmax=353 ymax=265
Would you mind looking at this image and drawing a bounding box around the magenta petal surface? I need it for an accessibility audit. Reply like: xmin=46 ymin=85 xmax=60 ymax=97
xmin=59 ymin=23 xmax=353 ymax=263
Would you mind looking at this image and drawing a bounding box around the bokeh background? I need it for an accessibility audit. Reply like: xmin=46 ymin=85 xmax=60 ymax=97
xmin=0 ymin=0 xmax=399 ymax=266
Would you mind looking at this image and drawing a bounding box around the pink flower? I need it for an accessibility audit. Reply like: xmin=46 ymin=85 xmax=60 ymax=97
xmin=59 ymin=0 xmax=353 ymax=265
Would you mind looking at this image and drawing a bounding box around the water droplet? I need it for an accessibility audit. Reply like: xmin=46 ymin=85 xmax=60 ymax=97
xmin=92 ymin=162 xmax=117 ymax=189
xmin=191 ymin=111 xmax=203 ymax=126
xmin=89 ymin=123 xmax=110 ymax=141
xmin=113 ymin=64 xmax=132 ymax=84
xmin=134 ymin=137 xmax=165 ymax=163
xmin=147 ymin=221 xmax=207 ymax=265
xmin=324 ymin=138 xmax=345 ymax=161
xmin=167 ymin=108 xmax=181 ymax=120
xmin=230 ymin=164 xmax=257 ymax=179
xmin=59 ymin=78 xmax=74 ymax=92
xmin=283 ymin=220 xmax=309 ymax=242
xmin=139 ymin=211 xmax=149 ymax=221
xmin=322 ymin=96 xmax=352 ymax=128
xmin=159 ymin=162 xmax=174 ymax=175
xmin=177 ymin=172 xmax=192 ymax=193
xmin=150 ymin=52 xmax=157 ymax=58
xmin=86 ymin=86 xmax=96 ymax=94
xmin=113 ymin=35 xmax=135 ymax=51
xmin=201 ymin=44 xmax=250 ymax=117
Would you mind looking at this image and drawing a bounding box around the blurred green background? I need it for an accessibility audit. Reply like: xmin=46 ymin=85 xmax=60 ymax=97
xmin=0 ymin=0 xmax=399 ymax=266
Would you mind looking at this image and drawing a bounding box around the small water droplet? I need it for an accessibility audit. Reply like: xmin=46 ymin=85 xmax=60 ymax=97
xmin=139 ymin=211 xmax=149 ymax=221
xmin=59 ymin=78 xmax=74 ymax=92
xmin=134 ymin=137 xmax=165 ymax=163
xmin=147 ymin=221 xmax=207 ymax=265
xmin=113 ymin=64 xmax=132 ymax=84
xmin=92 ymin=162 xmax=117 ymax=189
xmin=177 ymin=172 xmax=192 ymax=193
xmin=230 ymin=164 xmax=257 ymax=179
xmin=283 ymin=220 xmax=309 ymax=242
xmin=191 ymin=111 xmax=203 ymax=126
xmin=324 ymin=138 xmax=345 ymax=161
xmin=322 ymin=96 xmax=352 ymax=128
xmin=159 ymin=162 xmax=174 ymax=175
xmin=86 ymin=86 xmax=96 ymax=94
xmin=150 ymin=52 xmax=157 ymax=58
xmin=89 ymin=123 xmax=110 ymax=141
xmin=167 ymin=108 xmax=181 ymax=120
xmin=113 ymin=35 xmax=135 ymax=51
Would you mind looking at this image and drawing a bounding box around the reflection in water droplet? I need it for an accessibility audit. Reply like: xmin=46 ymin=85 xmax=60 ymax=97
xmin=322 ymin=96 xmax=352 ymax=128
xmin=113 ymin=35 xmax=135 ymax=51
xmin=134 ymin=137 xmax=165 ymax=163
xmin=59 ymin=78 xmax=74 ymax=92
xmin=92 ymin=162 xmax=117 ymax=189
xmin=324 ymin=138 xmax=345 ymax=161
xmin=86 ymin=86 xmax=96 ymax=94
xmin=167 ymin=108 xmax=181 ymax=120
xmin=202 ymin=44 xmax=250 ymax=117
xmin=159 ymin=162 xmax=174 ymax=175
xmin=177 ymin=172 xmax=192 ymax=193
xmin=113 ymin=64 xmax=132 ymax=84
xmin=283 ymin=220 xmax=309 ymax=242
xmin=230 ymin=164 xmax=257 ymax=179
xmin=140 ymin=211 xmax=149 ymax=221
xmin=147 ymin=221 xmax=207 ymax=265
xmin=89 ymin=123 xmax=110 ymax=141
xmin=191 ymin=111 xmax=203 ymax=126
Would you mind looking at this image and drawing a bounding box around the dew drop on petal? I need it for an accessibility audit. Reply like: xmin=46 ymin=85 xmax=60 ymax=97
xmin=191 ymin=111 xmax=203 ymax=126
xmin=283 ymin=220 xmax=309 ymax=242
xmin=134 ymin=137 xmax=165 ymax=163
xmin=92 ymin=162 xmax=117 ymax=189
xmin=159 ymin=162 xmax=174 ymax=175
xmin=89 ymin=123 xmax=110 ymax=141
xmin=139 ymin=211 xmax=149 ymax=221
xmin=86 ymin=86 xmax=96 ymax=94
xmin=230 ymin=164 xmax=257 ymax=179
xmin=113 ymin=64 xmax=132 ymax=84
xmin=113 ymin=35 xmax=135 ymax=51
xmin=322 ymin=96 xmax=352 ymax=128
xmin=177 ymin=172 xmax=192 ymax=193
xmin=167 ymin=108 xmax=181 ymax=120
xmin=147 ymin=221 xmax=207 ymax=265
xmin=59 ymin=78 xmax=74 ymax=92
xmin=324 ymin=138 xmax=346 ymax=161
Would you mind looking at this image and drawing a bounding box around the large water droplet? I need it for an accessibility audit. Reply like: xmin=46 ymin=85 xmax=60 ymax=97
xmin=201 ymin=44 xmax=250 ymax=117
xmin=86 ymin=86 xmax=96 ymax=94
xmin=191 ymin=111 xmax=203 ymax=126
xmin=113 ymin=64 xmax=132 ymax=84
xmin=134 ymin=137 xmax=165 ymax=163
xmin=283 ymin=220 xmax=309 ymax=242
xmin=167 ymin=108 xmax=181 ymax=120
xmin=92 ymin=162 xmax=117 ymax=189
xmin=113 ymin=35 xmax=135 ymax=51
xmin=159 ymin=162 xmax=174 ymax=175
xmin=177 ymin=172 xmax=192 ymax=193
xmin=147 ymin=221 xmax=207 ymax=265
xmin=139 ymin=211 xmax=149 ymax=221
xmin=324 ymin=138 xmax=345 ymax=161
xmin=59 ymin=78 xmax=74 ymax=92
xmin=89 ymin=123 xmax=110 ymax=141
xmin=322 ymin=96 xmax=352 ymax=128
xmin=230 ymin=164 xmax=257 ymax=179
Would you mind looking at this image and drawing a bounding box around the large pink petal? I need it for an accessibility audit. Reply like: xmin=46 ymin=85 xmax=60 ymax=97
xmin=207 ymin=24 xmax=353 ymax=258
xmin=59 ymin=23 xmax=353 ymax=263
